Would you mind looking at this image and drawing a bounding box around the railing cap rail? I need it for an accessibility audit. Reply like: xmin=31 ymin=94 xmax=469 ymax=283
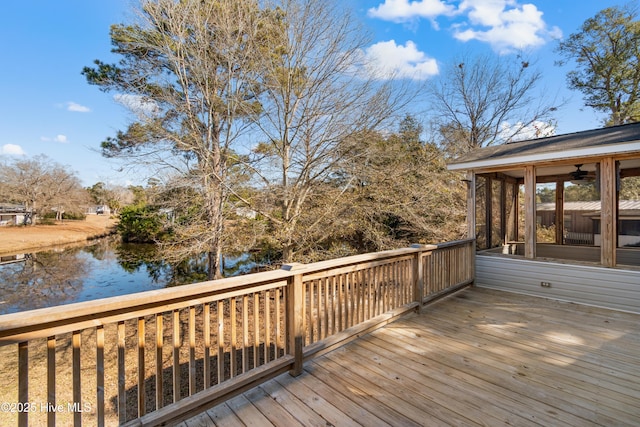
xmin=281 ymin=246 xmax=433 ymax=275
xmin=0 ymin=268 xmax=293 ymax=334
xmin=429 ymin=238 xmax=475 ymax=249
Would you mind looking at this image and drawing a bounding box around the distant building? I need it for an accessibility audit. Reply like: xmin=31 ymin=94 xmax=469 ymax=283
xmin=0 ymin=203 xmax=27 ymax=226
xmin=537 ymin=200 xmax=640 ymax=247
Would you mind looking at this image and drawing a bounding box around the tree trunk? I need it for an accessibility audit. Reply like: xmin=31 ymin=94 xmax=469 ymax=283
xmin=208 ymin=250 xmax=222 ymax=280
xmin=282 ymin=243 xmax=293 ymax=265
xmin=205 ymin=175 xmax=225 ymax=280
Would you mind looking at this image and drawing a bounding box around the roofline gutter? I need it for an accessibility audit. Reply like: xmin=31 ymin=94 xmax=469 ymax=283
xmin=447 ymin=141 xmax=640 ymax=171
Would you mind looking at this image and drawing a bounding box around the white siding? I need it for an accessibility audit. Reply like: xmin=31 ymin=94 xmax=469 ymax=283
xmin=476 ymin=255 xmax=640 ymax=314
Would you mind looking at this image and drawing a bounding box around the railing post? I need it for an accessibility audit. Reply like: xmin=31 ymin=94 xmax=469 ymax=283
xmin=411 ymin=244 xmax=438 ymax=307
xmin=410 ymin=245 xmax=431 ymax=309
xmin=468 ymin=240 xmax=476 ymax=285
xmin=282 ymin=263 xmax=305 ymax=376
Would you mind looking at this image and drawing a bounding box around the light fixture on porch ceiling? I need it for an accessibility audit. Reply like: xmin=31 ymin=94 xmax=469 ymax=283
xmin=570 ymin=164 xmax=593 ymax=185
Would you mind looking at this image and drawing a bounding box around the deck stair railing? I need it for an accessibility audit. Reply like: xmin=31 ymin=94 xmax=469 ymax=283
xmin=0 ymin=238 xmax=474 ymax=427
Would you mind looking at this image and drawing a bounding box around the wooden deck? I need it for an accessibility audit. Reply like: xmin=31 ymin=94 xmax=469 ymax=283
xmin=179 ymin=287 xmax=640 ymax=427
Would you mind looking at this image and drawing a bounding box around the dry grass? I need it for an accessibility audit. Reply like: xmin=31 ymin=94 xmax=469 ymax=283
xmin=0 ymin=215 xmax=116 ymax=257
xmin=0 ymin=295 xmax=287 ymax=426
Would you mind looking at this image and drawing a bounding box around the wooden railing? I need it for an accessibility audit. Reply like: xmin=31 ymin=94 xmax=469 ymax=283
xmin=0 ymin=239 xmax=474 ymax=427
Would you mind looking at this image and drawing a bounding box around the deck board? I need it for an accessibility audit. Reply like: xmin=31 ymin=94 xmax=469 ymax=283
xmin=203 ymin=403 xmax=244 ymax=427
xmin=183 ymin=287 xmax=640 ymax=427
xmin=270 ymin=372 xmax=364 ymax=427
xmin=275 ymin=362 xmax=395 ymax=427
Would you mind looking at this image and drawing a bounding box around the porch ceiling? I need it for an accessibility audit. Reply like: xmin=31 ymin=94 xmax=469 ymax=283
xmin=495 ymin=158 xmax=640 ymax=180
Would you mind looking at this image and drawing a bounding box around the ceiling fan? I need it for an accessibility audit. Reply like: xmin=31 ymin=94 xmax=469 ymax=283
xmin=569 ymin=164 xmax=592 ymax=184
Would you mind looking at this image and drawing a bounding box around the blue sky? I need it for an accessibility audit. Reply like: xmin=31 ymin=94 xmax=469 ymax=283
xmin=0 ymin=0 xmax=622 ymax=186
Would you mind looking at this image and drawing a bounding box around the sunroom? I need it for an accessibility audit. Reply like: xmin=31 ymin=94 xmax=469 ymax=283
xmin=448 ymin=122 xmax=640 ymax=314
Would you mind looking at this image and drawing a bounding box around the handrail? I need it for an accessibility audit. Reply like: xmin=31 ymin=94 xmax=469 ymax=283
xmin=428 ymin=237 xmax=475 ymax=249
xmin=0 ymin=239 xmax=475 ymax=427
xmin=0 ymin=269 xmax=292 ymax=345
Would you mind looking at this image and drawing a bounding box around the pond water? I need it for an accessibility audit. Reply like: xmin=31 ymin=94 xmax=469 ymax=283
xmin=0 ymin=236 xmax=270 ymax=314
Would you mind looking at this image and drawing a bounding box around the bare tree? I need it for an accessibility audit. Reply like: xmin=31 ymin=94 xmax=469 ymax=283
xmin=429 ymin=52 xmax=560 ymax=156
xmin=0 ymin=155 xmax=87 ymax=223
xmin=239 ymin=0 xmax=417 ymax=262
xmin=48 ymin=168 xmax=90 ymax=220
xmin=83 ymin=0 xmax=276 ymax=278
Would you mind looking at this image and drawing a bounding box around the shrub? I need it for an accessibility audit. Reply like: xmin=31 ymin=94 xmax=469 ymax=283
xmin=117 ymin=206 xmax=166 ymax=243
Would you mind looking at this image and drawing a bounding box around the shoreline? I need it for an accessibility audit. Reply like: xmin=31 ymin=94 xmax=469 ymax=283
xmin=0 ymin=215 xmax=117 ymax=257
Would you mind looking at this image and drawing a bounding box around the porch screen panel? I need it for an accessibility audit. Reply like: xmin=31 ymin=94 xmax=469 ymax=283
xmin=564 ymin=178 xmax=599 ymax=246
xmin=536 ymin=183 xmax=555 ymax=243
xmin=505 ymin=182 xmax=517 ymax=242
xmin=476 ymin=176 xmax=487 ymax=249
xmin=618 ymin=170 xmax=640 ymax=266
xmin=492 ymin=179 xmax=503 ymax=247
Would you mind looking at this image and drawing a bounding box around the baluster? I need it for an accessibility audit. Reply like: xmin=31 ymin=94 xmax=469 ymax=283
xmin=18 ymin=341 xmax=28 ymax=427
xmin=189 ymin=306 xmax=196 ymax=395
xmin=72 ymin=331 xmax=81 ymax=426
xmin=367 ymin=268 xmax=372 ymax=318
xmin=275 ymin=288 xmax=282 ymax=359
xmin=330 ymin=276 xmax=336 ymax=335
xmin=203 ymin=303 xmax=211 ymax=389
xmin=309 ymin=280 xmax=315 ymax=344
xmin=254 ymin=292 xmax=260 ymax=369
xmin=47 ymin=336 xmax=56 ymax=427
xmin=155 ymin=314 xmax=163 ymax=409
xmin=242 ymin=295 xmax=249 ymax=374
xmin=230 ymin=298 xmax=237 ymax=378
xmin=217 ymin=301 xmax=224 ymax=384
xmin=337 ymin=274 xmax=344 ymax=332
xmin=264 ymin=290 xmax=271 ymax=363
xmin=172 ymin=310 xmax=180 ymax=402
xmin=117 ymin=321 xmax=126 ymax=423
xmin=323 ymin=277 xmax=329 ymax=339
xmin=138 ymin=317 xmax=145 ymax=416
xmin=96 ymin=327 xmax=105 ymax=427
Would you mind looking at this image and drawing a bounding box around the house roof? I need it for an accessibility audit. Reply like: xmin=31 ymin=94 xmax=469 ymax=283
xmin=447 ymin=122 xmax=640 ymax=172
xmin=0 ymin=204 xmax=26 ymax=213
xmin=537 ymin=200 xmax=640 ymax=212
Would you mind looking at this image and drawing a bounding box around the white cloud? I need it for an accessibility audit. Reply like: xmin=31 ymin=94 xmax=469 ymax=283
xmin=40 ymin=134 xmax=69 ymax=143
xmin=55 ymin=101 xmax=91 ymax=112
xmin=454 ymin=1 xmax=561 ymax=52
xmin=458 ymin=0 xmax=512 ymax=27
xmin=363 ymin=40 xmax=439 ymax=80
xmin=1 ymin=144 xmax=26 ymax=155
xmin=368 ymin=0 xmax=455 ymax=22
xmin=66 ymin=102 xmax=91 ymax=113
xmin=369 ymin=0 xmax=562 ymax=53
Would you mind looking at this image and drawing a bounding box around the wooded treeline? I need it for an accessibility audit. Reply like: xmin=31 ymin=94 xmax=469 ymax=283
xmin=0 ymin=155 xmax=89 ymax=224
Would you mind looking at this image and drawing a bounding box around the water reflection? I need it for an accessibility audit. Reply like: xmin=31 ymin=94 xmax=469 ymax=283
xmin=0 ymin=248 xmax=90 ymax=312
xmin=0 ymin=236 xmax=269 ymax=314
